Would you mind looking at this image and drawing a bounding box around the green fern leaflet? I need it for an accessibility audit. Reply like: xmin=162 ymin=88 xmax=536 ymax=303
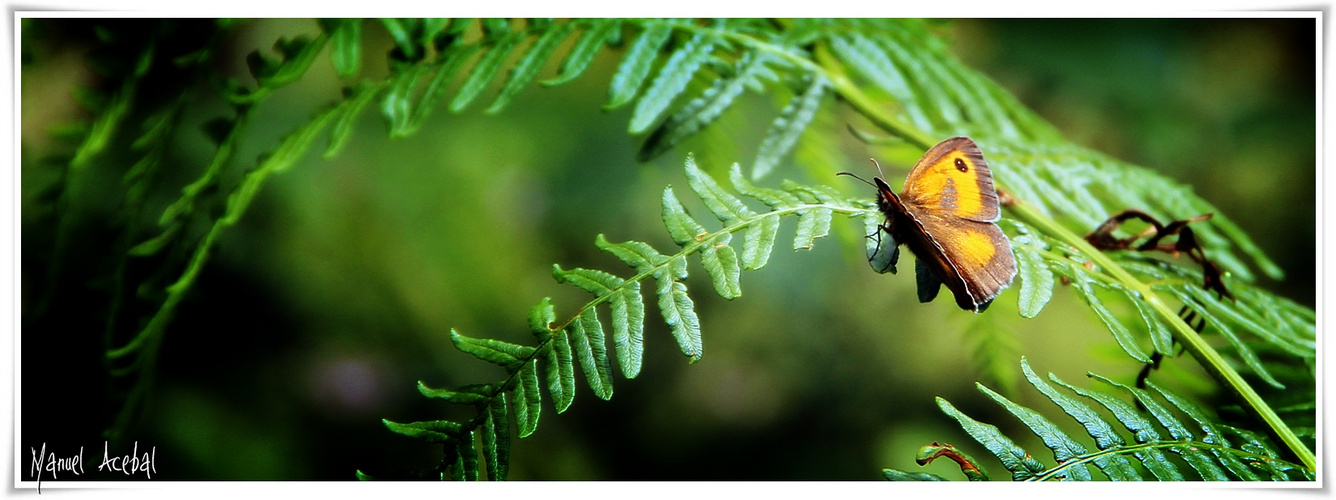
xmin=885 ymin=358 xmax=1313 ymax=481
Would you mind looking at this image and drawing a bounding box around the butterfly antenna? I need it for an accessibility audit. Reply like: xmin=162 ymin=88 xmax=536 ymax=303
xmin=835 ymin=171 xmax=874 ymax=187
xmin=869 ymin=157 xmax=887 ymax=179
xmin=838 ymin=157 xmax=890 ymax=187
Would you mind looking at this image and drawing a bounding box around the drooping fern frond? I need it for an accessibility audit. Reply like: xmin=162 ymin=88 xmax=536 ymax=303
xmin=885 ymin=358 xmax=1313 ymax=481
xmin=365 ymin=156 xmax=870 ymax=480
xmin=24 ymin=19 xmax=334 ymax=438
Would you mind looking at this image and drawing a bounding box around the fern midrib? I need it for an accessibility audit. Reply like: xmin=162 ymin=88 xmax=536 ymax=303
xmin=460 ymin=201 xmax=866 ymax=431
xmin=555 ymin=201 xmax=862 ymax=331
xmin=1024 ymin=438 xmax=1305 ymax=481
xmin=803 ymin=36 xmax=1313 ymax=471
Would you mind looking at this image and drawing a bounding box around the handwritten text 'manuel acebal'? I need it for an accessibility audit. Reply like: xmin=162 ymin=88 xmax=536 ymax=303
xmin=30 ymin=441 xmax=156 ymax=492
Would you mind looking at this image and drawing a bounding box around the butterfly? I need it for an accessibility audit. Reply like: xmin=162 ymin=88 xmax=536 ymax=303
xmin=842 ymin=137 xmax=1017 ymax=313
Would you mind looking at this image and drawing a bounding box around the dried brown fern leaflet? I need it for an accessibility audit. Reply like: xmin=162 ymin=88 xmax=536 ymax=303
xmin=1084 ymin=208 xmax=1233 ymax=300
xmin=1084 ymin=208 xmax=1232 ymax=389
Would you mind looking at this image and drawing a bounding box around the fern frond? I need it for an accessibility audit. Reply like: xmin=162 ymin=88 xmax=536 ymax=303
xmin=828 ymin=31 xmax=937 ymax=133
xmin=628 ymin=31 xmax=719 ymax=133
xmin=638 ymin=53 xmax=776 ymax=161
xmin=883 ymin=469 xmax=949 ymax=481
xmin=384 ymin=155 xmax=869 ymax=479
xmin=485 ymin=21 xmax=574 ymax=113
xmin=107 ymin=85 xmax=364 ymax=435
xmin=449 ymin=31 xmax=524 ymax=112
xmin=901 ymin=358 xmax=1312 ymax=481
xmin=1062 ymin=261 xmax=1152 ymax=363
xmin=1048 ymin=372 xmax=1185 ymax=480
xmin=236 ymin=33 xmax=329 ymax=104
xmin=605 ymin=22 xmax=675 ymax=109
xmin=542 ymin=19 xmax=620 ymax=87
xmin=378 ymin=18 xmax=419 ymax=60
xmin=989 ymin=207 xmax=1311 ymax=466
xmin=482 ymin=393 xmax=510 ymax=480
xmin=934 ymin=397 xmax=1047 ymax=481
xmin=553 ymin=266 xmax=645 ymax=378
xmin=1018 ymin=362 xmax=1140 ymax=480
xmin=752 ymin=74 xmax=827 ymax=180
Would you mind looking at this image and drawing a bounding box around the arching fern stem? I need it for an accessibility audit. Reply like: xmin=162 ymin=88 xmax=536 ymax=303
xmin=808 ymin=44 xmax=1314 ymax=472
xmin=439 ymin=199 xmax=866 ymax=430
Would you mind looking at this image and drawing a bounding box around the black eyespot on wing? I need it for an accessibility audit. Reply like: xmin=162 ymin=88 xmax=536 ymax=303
xmin=954 ymin=158 xmax=968 ymax=172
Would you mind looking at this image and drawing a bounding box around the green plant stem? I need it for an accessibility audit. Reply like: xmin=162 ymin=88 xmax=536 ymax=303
xmin=815 ymin=40 xmax=1315 ymax=472
xmin=1008 ymin=201 xmax=1314 ymax=471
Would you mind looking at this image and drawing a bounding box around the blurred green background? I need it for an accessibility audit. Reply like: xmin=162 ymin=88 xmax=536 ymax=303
xmin=20 ymin=18 xmax=1315 ymax=480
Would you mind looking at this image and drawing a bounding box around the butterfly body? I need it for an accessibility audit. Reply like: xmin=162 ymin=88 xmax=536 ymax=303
xmin=869 ymin=137 xmax=1017 ymax=313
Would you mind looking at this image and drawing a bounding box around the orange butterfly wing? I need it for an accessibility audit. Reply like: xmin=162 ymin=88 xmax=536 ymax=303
xmin=898 ymin=137 xmax=1016 ymax=310
xmin=900 ymin=137 xmax=1001 ymax=222
xmin=914 ymin=216 xmax=1016 ymax=309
